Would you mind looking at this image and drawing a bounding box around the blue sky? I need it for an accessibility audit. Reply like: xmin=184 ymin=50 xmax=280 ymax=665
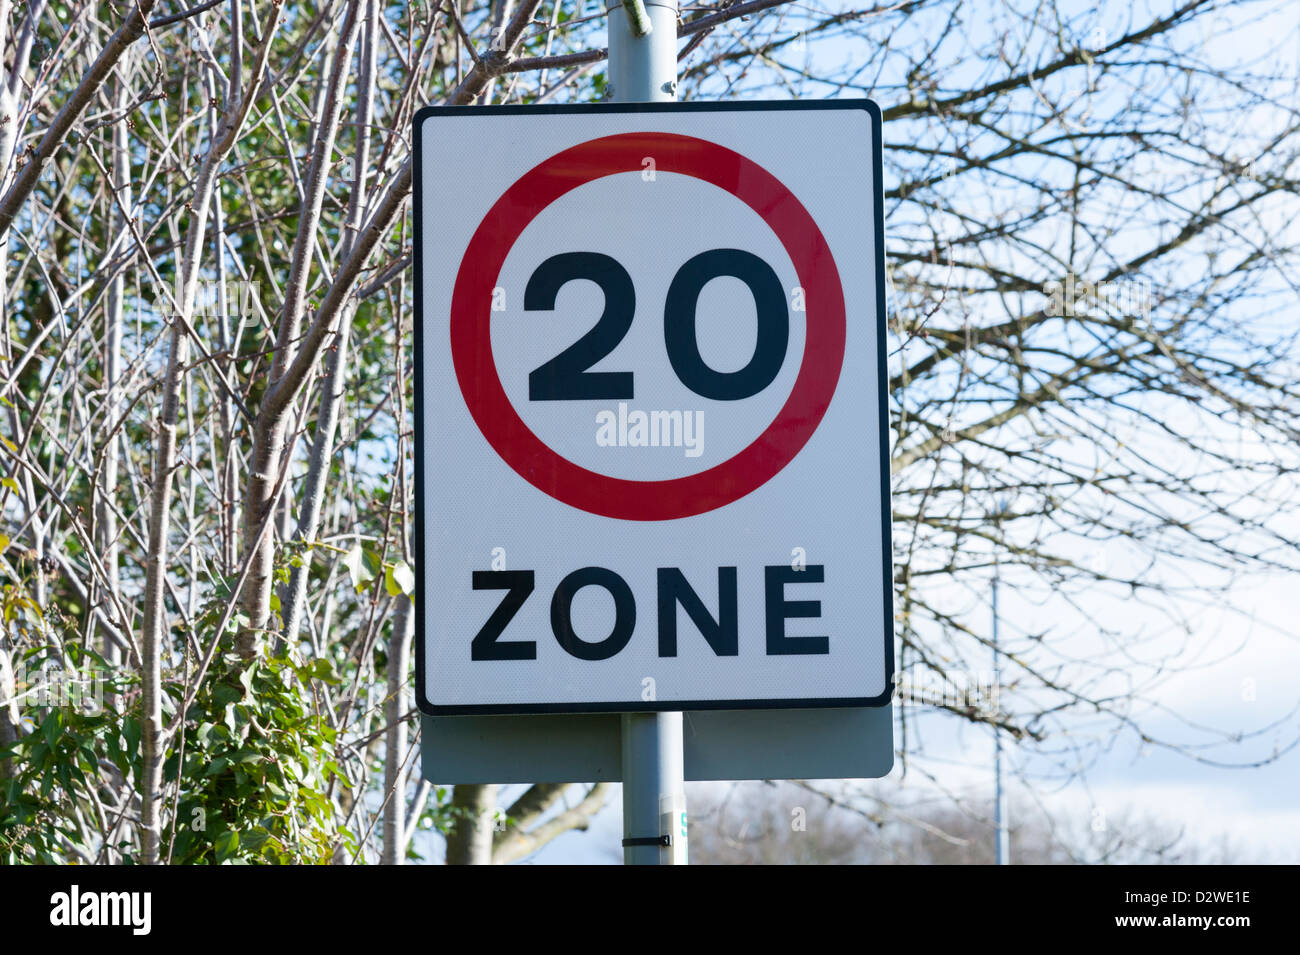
xmin=414 ymin=0 xmax=1300 ymax=864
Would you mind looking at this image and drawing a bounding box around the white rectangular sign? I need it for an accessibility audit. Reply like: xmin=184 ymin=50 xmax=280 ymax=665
xmin=415 ymin=101 xmax=892 ymax=714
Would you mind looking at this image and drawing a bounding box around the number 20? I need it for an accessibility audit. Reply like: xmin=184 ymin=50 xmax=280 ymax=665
xmin=525 ymin=249 xmax=789 ymax=402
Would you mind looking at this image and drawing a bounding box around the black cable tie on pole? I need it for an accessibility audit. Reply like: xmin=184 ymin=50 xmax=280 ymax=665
xmin=622 ymin=835 xmax=672 ymax=847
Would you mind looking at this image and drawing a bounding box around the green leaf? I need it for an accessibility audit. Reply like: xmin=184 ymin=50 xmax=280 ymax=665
xmin=214 ymin=829 xmax=239 ymax=861
xmin=42 ymin=711 xmax=60 ymax=748
xmin=106 ymin=731 xmax=125 ymax=771
xmin=343 ymin=544 xmax=379 ymax=591
xmin=122 ymin=716 xmax=141 ymax=754
xmin=307 ymin=657 xmax=339 ymax=685
xmin=385 ymin=560 xmax=415 ymax=597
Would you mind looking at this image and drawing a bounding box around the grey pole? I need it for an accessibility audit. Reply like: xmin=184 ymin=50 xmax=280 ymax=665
xmin=992 ymin=559 xmax=1009 ymax=865
xmin=607 ymin=0 xmax=679 ymax=102
xmin=607 ymin=0 xmax=686 ymax=865
xmin=621 ymin=710 xmax=686 ymax=864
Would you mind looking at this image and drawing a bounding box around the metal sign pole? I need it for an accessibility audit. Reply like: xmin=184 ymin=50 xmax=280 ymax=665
xmin=607 ymin=0 xmax=685 ymax=865
xmin=993 ymin=560 xmax=1009 ymax=865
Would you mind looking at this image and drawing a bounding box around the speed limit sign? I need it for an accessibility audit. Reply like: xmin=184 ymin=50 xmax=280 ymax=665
xmin=415 ymin=101 xmax=892 ymax=714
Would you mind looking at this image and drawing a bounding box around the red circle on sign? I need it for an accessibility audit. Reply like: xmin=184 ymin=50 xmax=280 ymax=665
xmin=450 ymin=132 xmax=846 ymax=521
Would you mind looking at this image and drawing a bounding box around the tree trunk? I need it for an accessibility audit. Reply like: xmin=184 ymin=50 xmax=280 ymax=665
xmin=0 ymin=645 xmax=19 ymax=783
xmin=238 ymin=0 xmax=364 ymax=659
xmin=382 ymin=588 xmax=414 ymax=864
xmin=280 ymin=0 xmax=377 ymax=640
xmin=445 ymin=784 xmax=497 ymax=865
xmin=99 ymin=49 xmax=129 ymax=671
xmin=137 ymin=2 xmax=287 ymax=857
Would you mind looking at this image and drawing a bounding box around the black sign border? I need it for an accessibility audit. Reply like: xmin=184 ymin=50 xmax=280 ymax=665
xmin=413 ymin=99 xmax=893 ymax=715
